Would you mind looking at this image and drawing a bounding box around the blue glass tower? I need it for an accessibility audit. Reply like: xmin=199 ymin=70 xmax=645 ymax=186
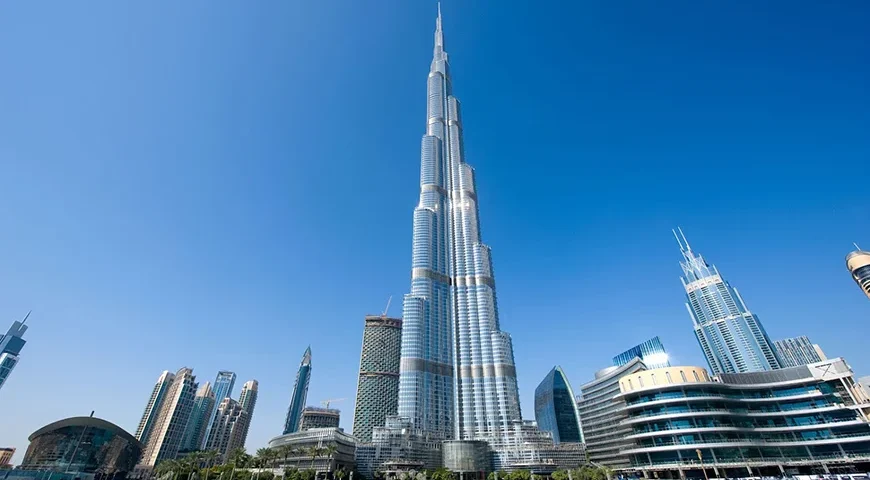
xmin=613 ymin=336 xmax=671 ymax=370
xmin=201 ymin=370 xmax=236 ymax=448
xmin=534 ymin=366 xmax=583 ymax=444
xmin=675 ymin=228 xmax=781 ymax=375
xmin=283 ymin=346 xmax=311 ymax=434
xmin=398 ymin=6 xmax=522 ymax=442
xmin=0 ymin=312 xmax=29 ymax=393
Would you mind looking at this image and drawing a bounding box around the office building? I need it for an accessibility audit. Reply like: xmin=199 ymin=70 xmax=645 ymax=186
xmin=534 ymin=366 xmax=583 ymax=444
xmin=577 ymin=358 xmax=647 ymax=468
xmin=773 ymin=336 xmax=823 ymax=367
xmin=135 ymin=371 xmax=175 ymax=444
xmin=488 ymin=421 xmax=586 ymax=473
xmin=0 ymin=312 xmax=30 ymax=393
xmin=283 ymin=347 xmax=312 ymax=434
xmin=846 ymin=246 xmax=870 ymax=301
xmin=268 ymin=428 xmax=356 ymax=475
xmin=617 ymin=359 xmax=870 ymax=477
xmin=675 ymin=228 xmax=781 ymax=374
xmin=138 ymin=367 xmax=198 ymax=467
xmin=355 ymin=416 xmax=443 ymax=479
xmin=613 ymin=336 xmax=670 ymax=370
xmin=20 ymin=416 xmax=142 ymax=477
xmin=204 ymin=398 xmax=249 ymax=461
xmin=0 ymin=448 xmax=14 ymax=467
xmin=201 ymin=371 xmax=236 ymax=449
xmin=180 ymin=381 xmax=215 ymax=452
xmin=300 ymin=407 xmax=340 ymax=431
xmin=352 ymin=315 xmax=402 ymax=443
xmin=397 ymin=5 xmax=522 ymax=449
xmin=238 ymin=379 xmax=258 ymax=446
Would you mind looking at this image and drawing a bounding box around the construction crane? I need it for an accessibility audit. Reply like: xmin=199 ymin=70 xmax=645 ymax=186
xmin=321 ymin=398 xmax=346 ymax=409
xmin=382 ymin=296 xmax=392 ymax=317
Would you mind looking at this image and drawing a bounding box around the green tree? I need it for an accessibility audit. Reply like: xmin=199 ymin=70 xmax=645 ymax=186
xmin=335 ymin=468 xmax=348 ymax=480
xmin=300 ymin=470 xmax=316 ymax=480
xmin=507 ymin=470 xmax=530 ymax=480
xmin=228 ymin=447 xmax=251 ymax=469
xmin=430 ymin=468 xmax=455 ymax=480
xmin=551 ymin=471 xmax=569 ymax=480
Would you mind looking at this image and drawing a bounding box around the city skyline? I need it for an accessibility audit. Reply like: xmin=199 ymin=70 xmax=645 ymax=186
xmin=1 ymin=1 xmax=868 ymax=463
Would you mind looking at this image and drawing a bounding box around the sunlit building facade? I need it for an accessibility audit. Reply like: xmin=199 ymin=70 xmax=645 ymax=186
xmin=774 ymin=336 xmax=823 ymax=368
xmin=846 ymin=247 xmax=870 ymax=301
xmin=397 ymin=5 xmax=522 ymax=447
xmin=201 ymin=371 xmax=236 ymax=449
xmin=613 ymin=336 xmax=671 ymax=370
xmin=675 ymin=229 xmax=781 ymax=375
xmin=353 ymin=315 xmax=402 ymax=443
xmin=138 ymin=367 xmax=198 ymax=467
xmin=180 ymin=381 xmax=215 ymax=452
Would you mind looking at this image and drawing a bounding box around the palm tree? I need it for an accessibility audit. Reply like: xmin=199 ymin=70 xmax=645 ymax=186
xmin=275 ymin=445 xmax=295 ymax=469
xmin=307 ymin=447 xmax=323 ymax=471
xmin=202 ymin=450 xmax=221 ymax=480
xmin=334 ymin=468 xmax=347 ymax=480
xmin=320 ymin=445 xmax=337 ymax=476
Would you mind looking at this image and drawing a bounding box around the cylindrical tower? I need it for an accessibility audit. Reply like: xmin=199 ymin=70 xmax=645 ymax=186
xmin=846 ymin=247 xmax=870 ymax=301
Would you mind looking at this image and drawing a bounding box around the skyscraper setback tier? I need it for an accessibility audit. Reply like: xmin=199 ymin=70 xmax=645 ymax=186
xmin=135 ymin=370 xmax=175 ymax=444
xmin=352 ymin=315 xmax=402 ymax=443
xmin=283 ymin=347 xmax=312 ymax=434
xmin=773 ymin=336 xmax=823 ymax=367
xmin=397 ymin=6 xmax=522 ymax=444
xmin=138 ymin=367 xmax=198 ymax=467
xmin=201 ymin=370 xmax=236 ymax=449
xmin=846 ymin=247 xmax=870 ymax=301
xmin=675 ymin=229 xmax=781 ymax=375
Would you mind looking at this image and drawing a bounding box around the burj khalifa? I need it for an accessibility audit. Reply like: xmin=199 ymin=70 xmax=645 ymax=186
xmin=397 ymin=5 xmax=523 ymax=444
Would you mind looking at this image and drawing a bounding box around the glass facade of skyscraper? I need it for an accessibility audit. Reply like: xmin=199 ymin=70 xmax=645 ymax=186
xmin=846 ymin=248 xmax=870 ymax=301
xmin=397 ymin=5 xmax=522 ymax=445
xmin=773 ymin=336 xmax=823 ymax=368
xmin=0 ymin=314 xmax=29 ymax=393
xmin=534 ymin=366 xmax=583 ymax=444
xmin=201 ymin=370 xmax=236 ymax=449
xmin=353 ymin=315 xmax=402 ymax=443
xmin=675 ymin=229 xmax=781 ymax=375
xmin=283 ymin=347 xmax=311 ymax=434
xmin=613 ymin=336 xmax=671 ymax=370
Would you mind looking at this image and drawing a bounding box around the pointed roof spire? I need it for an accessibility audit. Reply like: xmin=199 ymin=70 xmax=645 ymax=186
xmin=21 ymin=310 xmax=32 ymax=325
xmin=302 ymin=345 xmax=312 ymax=366
xmin=434 ymin=2 xmax=444 ymax=53
xmin=678 ymin=227 xmax=692 ymax=252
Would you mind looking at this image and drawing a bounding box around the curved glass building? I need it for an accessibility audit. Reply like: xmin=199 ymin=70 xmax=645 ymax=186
xmin=846 ymin=247 xmax=870 ymax=301
xmin=398 ymin=6 xmax=522 ymax=443
xmin=534 ymin=366 xmax=583 ymax=444
xmin=675 ymin=229 xmax=781 ymax=375
xmin=20 ymin=416 xmax=143 ymax=476
xmin=617 ymin=360 xmax=870 ymax=477
xmin=283 ymin=346 xmax=312 ymax=434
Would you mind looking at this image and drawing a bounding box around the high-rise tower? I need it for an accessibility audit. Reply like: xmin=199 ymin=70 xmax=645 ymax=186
xmin=353 ymin=315 xmax=402 ymax=443
xmin=675 ymin=228 xmax=781 ymax=375
xmin=534 ymin=366 xmax=583 ymax=444
xmin=0 ymin=312 xmax=29 ymax=393
xmin=135 ymin=370 xmax=176 ymax=444
xmin=138 ymin=367 xmax=198 ymax=467
xmin=201 ymin=371 xmax=236 ymax=449
xmin=238 ymin=379 xmax=258 ymax=446
xmin=181 ymin=381 xmax=215 ymax=451
xmin=397 ymin=6 xmax=522 ymax=442
xmin=846 ymin=246 xmax=870 ymax=301
xmin=283 ymin=347 xmax=311 ymax=434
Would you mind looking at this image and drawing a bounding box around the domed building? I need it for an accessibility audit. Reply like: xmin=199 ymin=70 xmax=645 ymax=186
xmin=19 ymin=416 xmax=142 ymax=478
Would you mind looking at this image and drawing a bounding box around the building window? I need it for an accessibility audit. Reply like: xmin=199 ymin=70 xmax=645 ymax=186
xmin=680 ymin=371 xmax=687 ymax=382
xmin=651 ymin=374 xmax=657 ymax=385
xmin=666 ymin=372 xmax=672 ymax=384
xmin=693 ymin=371 xmax=700 ymax=382
xmin=627 ymin=379 xmax=633 ymax=390
xmin=638 ymin=376 xmax=644 ymax=388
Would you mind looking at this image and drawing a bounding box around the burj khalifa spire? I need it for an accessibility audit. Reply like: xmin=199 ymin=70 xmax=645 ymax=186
xmin=397 ymin=5 xmax=523 ymax=443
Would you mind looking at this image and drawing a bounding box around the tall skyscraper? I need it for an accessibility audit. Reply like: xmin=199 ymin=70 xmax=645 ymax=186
xmin=283 ymin=347 xmax=311 ymax=434
xmin=397 ymin=6 xmax=522 ymax=443
xmin=205 ymin=397 xmax=249 ymax=461
xmin=138 ymin=367 xmax=198 ymax=467
xmin=135 ymin=370 xmax=176 ymax=443
xmin=534 ymin=366 xmax=583 ymax=444
xmin=675 ymin=228 xmax=781 ymax=375
xmin=180 ymin=381 xmax=215 ymax=452
xmin=352 ymin=315 xmax=402 ymax=443
xmin=846 ymin=246 xmax=870 ymax=301
xmin=612 ymin=336 xmax=671 ymax=370
xmin=774 ymin=336 xmax=823 ymax=367
xmin=201 ymin=371 xmax=236 ymax=449
xmin=238 ymin=380 xmax=258 ymax=446
xmin=0 ymin=312 xmax=30 ymax=393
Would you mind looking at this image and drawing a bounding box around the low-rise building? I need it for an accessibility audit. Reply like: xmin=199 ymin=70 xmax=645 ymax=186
xmin=268 ymin=428 xmax=356 ymax=475
xmin=355 ymin=416 xmax=441 ymax=479
xmin=617 ymin=359 xmax=870 ymax=477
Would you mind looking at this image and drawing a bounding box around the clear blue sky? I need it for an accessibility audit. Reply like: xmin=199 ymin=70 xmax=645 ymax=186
xmin=1 ymin=1 xmax=868 ymax=462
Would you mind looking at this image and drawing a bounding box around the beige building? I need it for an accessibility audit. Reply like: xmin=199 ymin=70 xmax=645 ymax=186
xmin=138 ymin=367 xmax=198 ymax=467
xmin=846 ymin=247 xmax=870 ymax=300
xmin=205 ymin=397 xmax=249 ymax=461
xmin=0 ymin=447 xmax=15 ymax=467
